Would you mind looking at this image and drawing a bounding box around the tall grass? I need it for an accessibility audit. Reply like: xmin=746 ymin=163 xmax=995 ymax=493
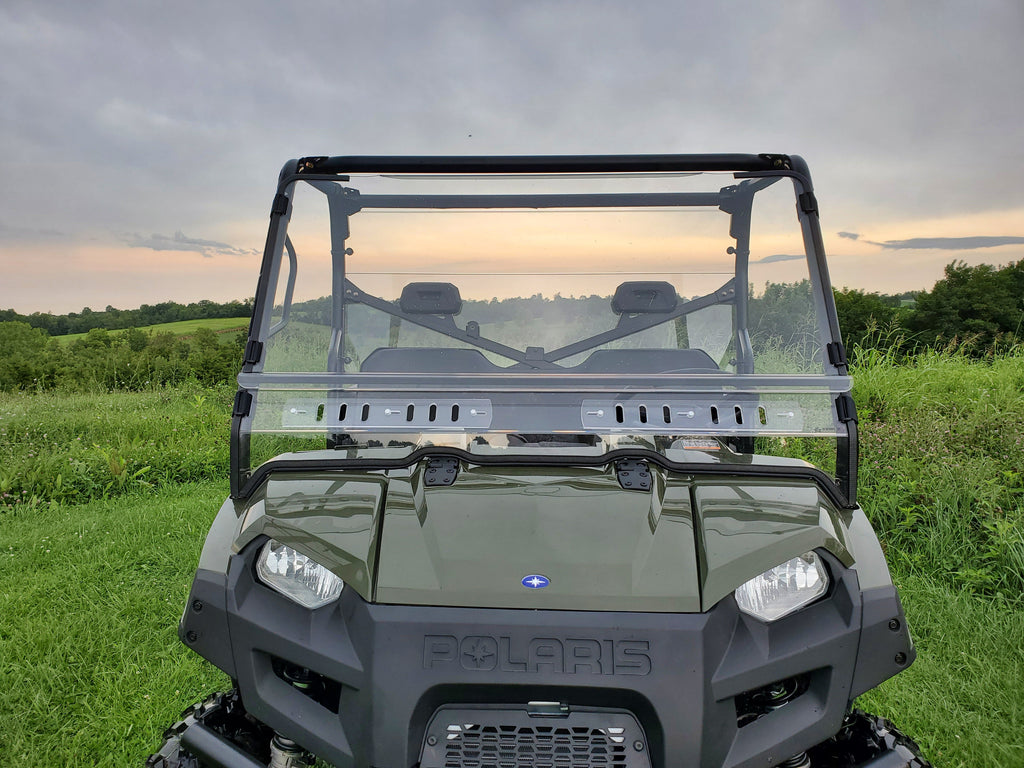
xmin=0 ymin=384 xmax=234 ymax=511
xmin=4 ymin=348 xmax=1022 ymax=598
xmin=854 ymin=344 xmax=1024 ymax=598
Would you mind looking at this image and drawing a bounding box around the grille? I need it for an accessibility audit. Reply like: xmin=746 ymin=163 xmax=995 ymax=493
xmin=420 ymin=708 xmax=650 ymax=768
xmin=443 ymin=724 xmax=629 ymax=768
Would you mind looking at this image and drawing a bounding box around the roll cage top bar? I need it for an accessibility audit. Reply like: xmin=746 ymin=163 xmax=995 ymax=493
xmin=286 ymin=153 xmax=799 ymax=177
xmin=233 ymin=154 xmax=857 ymax=505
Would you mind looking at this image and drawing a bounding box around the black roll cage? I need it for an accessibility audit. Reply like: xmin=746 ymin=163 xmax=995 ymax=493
xmin=233 ymin=154 xmax=857 ymax=504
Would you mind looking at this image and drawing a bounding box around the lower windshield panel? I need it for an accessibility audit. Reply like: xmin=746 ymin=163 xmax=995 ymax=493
xmin=244 ymin=385 xmax=848 ymax=474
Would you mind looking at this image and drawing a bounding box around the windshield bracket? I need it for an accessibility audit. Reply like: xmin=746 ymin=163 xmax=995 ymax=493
xmin=243 ymin=340 xmax=263 ymax=365
xmin=423 ymin=457 xmax=460 ymax=487
xmin=616 ymin=459 xmax=652 ymax=492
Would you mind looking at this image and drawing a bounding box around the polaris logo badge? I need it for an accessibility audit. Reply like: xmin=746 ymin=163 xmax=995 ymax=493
xmin=522 ymin=574 xmax=550 ymax=589
xmin=423 ymin=635 xmax=652 ymax=676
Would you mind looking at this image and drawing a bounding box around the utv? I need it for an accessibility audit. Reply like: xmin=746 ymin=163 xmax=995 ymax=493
xmin=149 ymin=154 xmax=929 ymax=768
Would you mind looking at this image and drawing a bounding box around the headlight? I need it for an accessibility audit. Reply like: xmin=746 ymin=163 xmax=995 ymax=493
xmin=734 ymin=551 xmax=828 ymax=622
xmin=256 ymin=540 xmax=344 ymax=609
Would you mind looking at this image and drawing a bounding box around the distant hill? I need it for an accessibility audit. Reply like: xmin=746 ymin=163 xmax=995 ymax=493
xmin=54 ymin=317 xmax=250 ymax=344
xmin=0 ymin=298 xmax=253 ymax=337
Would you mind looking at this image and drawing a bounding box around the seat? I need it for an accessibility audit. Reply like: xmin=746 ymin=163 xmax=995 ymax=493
xmin=359 ymin=347 xmax=501 ymax=373
xmin=569 ymin=348 xmax=719 ymax=373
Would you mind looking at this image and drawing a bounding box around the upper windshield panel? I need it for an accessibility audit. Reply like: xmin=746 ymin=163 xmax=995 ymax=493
xmin=258 ymin=171 xmax=833 ymax=383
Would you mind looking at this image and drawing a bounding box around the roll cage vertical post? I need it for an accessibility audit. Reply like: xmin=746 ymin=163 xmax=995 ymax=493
xmin=788 ymin=155 xmax=858 ymax=504
xmin=719 ymin=184 xmax=756 ymax=376
xmin=307 ymin=181 xmax=358 ymax=374
xmin=231 ymin=160 xmax=302 ymax=496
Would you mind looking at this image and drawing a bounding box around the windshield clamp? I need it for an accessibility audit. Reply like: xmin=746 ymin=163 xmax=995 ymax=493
xmin=835 ymin=393 xmax=858 ymax=424
xmin=232 ymin=390 xmax=253 ymax=418
xmin=615 ymin=459 xmax=652 ymax=492
xmin=826 ymin=341 xmax=847 ymax=368
xmin=799 ymin=191 xmax=818 ymax=215
xmin=271 ymin=193 xmax=290 ymax=216
xmin=243 ymin=340 xmax=263 ymax=365
xmin=424 ymin=457 xmax=460 ymax=487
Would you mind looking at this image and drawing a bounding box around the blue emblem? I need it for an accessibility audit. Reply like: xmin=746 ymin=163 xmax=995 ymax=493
xmin=522 ymin=574 xmax=550 ymax=589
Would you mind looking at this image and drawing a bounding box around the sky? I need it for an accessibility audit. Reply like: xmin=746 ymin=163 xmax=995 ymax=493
xmin=1 ymin=1 xmax=1023 ymax=314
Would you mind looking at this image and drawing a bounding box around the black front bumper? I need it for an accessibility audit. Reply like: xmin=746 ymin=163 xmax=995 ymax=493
xmin=180 ymin=544 xmax=914 ymax=768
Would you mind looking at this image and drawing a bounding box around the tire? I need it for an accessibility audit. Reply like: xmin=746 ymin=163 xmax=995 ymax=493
xmin=807 ymin=709 xmax=932 ymax=767
xmin=146 ymin=689 xmax=272 ymax=768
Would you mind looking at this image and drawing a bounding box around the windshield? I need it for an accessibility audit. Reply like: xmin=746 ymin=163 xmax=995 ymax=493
xmin=237 ymin=166 xmax=850 ymax=492
xmin=260 ymin=172 xmax=829 ymax=376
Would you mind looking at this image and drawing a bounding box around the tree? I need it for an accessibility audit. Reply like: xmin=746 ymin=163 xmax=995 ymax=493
xmin=121 ymin=327 xmax=149 ymax=352
xmin=0 ymin=322 xmax=49 ymax=389
xmin=907 ymin=260 xmax=1023 ymax=349
xmin=832 ymin=288 xmax=899 ymax=348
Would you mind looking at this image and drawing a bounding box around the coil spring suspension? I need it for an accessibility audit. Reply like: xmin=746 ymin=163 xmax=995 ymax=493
xmin=778 ymin=753 xmax=811 ymax=768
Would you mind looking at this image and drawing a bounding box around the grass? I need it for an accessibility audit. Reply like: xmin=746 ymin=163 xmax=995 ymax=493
xmin=0 ymin=385 xmax=233 ymax=510
xmin=56 ymin=317 xmax=250 ymax=344
xmin=857 ymin=574 xmax=1024 ymax=768
xmin=0 ymin=482 xmax=230 ymax=765
xmin=854 ymin=348 xmax=1024 ymax=598
xmin=0 ymin=349 xmax=1022 ymax=765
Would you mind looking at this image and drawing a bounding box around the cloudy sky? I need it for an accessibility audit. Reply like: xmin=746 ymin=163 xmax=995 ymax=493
xmin=1 ymin=1 xmax=1022 ymax=314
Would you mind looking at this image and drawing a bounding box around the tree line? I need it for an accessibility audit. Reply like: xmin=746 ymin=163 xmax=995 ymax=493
xmin=835 ymin=259 xmax=1024 ymax=354
xmin=0 ymin=324 xmax=244 ymax=391
xmin=1 ymin=259 xmax=1022 ymax=392
xmin=0 ymin=298 xmax=253 ymax=337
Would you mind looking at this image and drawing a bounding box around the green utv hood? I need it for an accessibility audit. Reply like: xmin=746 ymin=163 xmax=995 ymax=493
xmin=241 ymin=462 xmax=853 ymax=613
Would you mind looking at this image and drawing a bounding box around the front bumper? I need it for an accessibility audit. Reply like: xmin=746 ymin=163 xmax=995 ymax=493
xmin=180 ymin=542 xmax=914 ymax=768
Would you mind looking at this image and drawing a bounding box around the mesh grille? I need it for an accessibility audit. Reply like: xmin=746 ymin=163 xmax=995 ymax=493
xmin=442 ymin=723 xmax=630 ymax=768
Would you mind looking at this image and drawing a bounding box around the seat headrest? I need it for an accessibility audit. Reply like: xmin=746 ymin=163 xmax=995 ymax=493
xmin=611 ymin=281 xmax=678 ymax=314
xmin=399 ymin=282 xmax=463 ymax=315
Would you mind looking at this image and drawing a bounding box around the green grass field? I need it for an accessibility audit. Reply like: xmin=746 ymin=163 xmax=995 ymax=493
xmin=55 ymin=317 xmax=250 ymax=344
xmin=0 ymin=482 xmax=230 ymax=764
xmin=1 ymin=350 xmax=1022 ymax=766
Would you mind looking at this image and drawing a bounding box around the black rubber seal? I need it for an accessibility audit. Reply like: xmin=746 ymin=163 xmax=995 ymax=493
xmin=233 ymin=447 xmax=852 ymax=509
